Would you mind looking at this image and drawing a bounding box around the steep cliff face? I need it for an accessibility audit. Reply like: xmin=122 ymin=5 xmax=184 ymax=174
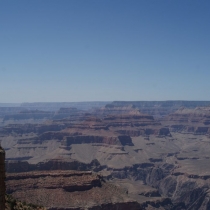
xmin=0 ymin=145 xmax=5 ymax=210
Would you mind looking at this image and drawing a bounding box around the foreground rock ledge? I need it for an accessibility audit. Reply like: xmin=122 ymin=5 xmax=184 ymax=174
xmin=6 ymin=170 xmax=175 ymax=210
xmin=6 ymin=170 xmax=140 ymax=210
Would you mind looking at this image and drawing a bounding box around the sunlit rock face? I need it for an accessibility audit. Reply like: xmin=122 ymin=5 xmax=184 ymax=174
xmin=0 ymin=145 xmax=5 ymax=210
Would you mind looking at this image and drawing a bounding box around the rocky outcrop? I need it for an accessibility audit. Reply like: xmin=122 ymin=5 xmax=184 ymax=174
xmin=6 ymin=171 xmax=101 ymax=193
xmin=0 ymin=145 xmax=5 ymax=210
xmin=6 ymin=170 xmax=141 ymax=210
xmin=6 ymin=169 xmax=182 ymax=210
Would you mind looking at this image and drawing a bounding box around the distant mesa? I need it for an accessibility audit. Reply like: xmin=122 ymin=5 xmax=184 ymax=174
xmin=107 ymin=101 xmax=210 ymax=118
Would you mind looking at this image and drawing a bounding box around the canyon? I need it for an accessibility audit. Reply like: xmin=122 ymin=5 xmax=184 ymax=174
xmin=1 ymin=101 xmax=210 ymax=209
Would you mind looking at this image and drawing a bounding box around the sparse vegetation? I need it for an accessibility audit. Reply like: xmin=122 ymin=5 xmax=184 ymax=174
xmin=5 ymin=194 xmax=46 ymax=210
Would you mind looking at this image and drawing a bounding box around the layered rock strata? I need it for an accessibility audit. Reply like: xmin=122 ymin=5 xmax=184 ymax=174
xmin=108 ymin=101 xmax=210 ymax=118
xmin=6 ymin=170 xmax=141 ymax=210
xmin=162 ymin=107 xmax=210 ymax=135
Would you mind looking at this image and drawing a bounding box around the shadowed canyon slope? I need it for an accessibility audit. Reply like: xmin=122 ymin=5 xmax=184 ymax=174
xmin=1 ymin=102 xmax=210 ymax=209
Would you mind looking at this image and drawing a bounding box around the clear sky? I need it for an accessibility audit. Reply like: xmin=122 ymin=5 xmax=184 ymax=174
xmin=0 ymin=0 xmax=210 ymax=102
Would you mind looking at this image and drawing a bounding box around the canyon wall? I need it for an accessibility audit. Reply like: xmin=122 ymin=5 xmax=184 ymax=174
xmin=0 ymin=145 xmax=5 ymax=210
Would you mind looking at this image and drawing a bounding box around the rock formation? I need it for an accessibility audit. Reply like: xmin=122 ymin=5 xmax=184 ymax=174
xmin=6 ymin=170 xmax=142 ymax=210
xmin=162 ymin=107 xmax=210 ymax=135
xmin=0 ymin=144 xmax=5 ymax=210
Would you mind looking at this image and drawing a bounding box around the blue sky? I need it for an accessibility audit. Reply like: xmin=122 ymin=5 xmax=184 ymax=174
xmin=0 ymin=0 xmax=210 ymax=102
